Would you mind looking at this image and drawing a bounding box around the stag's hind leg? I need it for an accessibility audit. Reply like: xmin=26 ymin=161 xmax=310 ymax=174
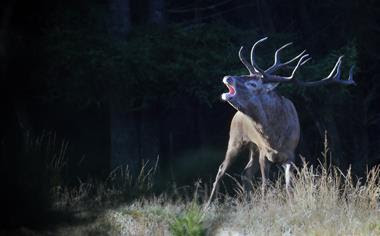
xmin=242 ymin=147 xmax=259 ymax=194
xmin=283 ymin=161 xmax=295 ymax=196
xmin=283 ymin=153 xmax=295 ymax=196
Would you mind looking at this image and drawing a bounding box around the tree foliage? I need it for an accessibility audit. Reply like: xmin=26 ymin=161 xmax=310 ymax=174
xmin=40 ymin=11 xmax=357 ymax=111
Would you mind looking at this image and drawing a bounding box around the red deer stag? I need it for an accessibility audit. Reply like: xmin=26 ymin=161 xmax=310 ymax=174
xmin=207 ymin=37 xmax=355 ymax=206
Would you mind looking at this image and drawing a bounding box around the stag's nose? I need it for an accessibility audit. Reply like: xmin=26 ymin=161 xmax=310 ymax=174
xmin=223 ymin=76 xmax=233 ymax=84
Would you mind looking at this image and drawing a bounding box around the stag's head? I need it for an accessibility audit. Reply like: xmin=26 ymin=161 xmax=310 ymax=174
xmin=221 ymin=74 xmax=265 ymax=111
xmin=222 ymin=37 xmax=355 ymax=112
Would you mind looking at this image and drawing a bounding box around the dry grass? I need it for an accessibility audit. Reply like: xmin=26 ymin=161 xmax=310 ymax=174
xmin=13 ymin=131 xmax=380 ymax=235
xmin=50 ymin=161 xmax=380 ymax=236
xmin=208 ymin=163 xmax=380 ymax=236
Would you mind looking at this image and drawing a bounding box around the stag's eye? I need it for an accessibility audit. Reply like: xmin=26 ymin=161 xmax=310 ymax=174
xmin=245 ymin=81 xmax=257 ymax=88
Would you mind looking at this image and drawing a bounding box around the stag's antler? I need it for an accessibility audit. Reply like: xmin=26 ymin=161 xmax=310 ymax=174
xmin=239 ymin=46 xmax=257 ymax=75
xmin=265 ymin=42 xmax=308 ymax=74
xmin=240 ymin=37 xmax=355 ymax=86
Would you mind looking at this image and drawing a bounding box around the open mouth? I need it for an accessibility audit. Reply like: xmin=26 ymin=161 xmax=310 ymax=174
xmin=226 ymin=83 xmax=236 ymax=95
xmin=221 ymin=77 xmax=236 ymax=100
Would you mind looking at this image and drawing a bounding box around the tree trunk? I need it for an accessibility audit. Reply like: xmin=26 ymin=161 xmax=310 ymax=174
xmin=296 ymin=0 xmax=312 ymax=38
xmin=108 ymin=0 xmax=134 ymax=170
xmin=109 ymin=98 xmax=140 ymax=171
xmin=256 ymin=0 xmax=275 ymax=34
xmin=324 ymin=116 xmax=344 ymax=168
xmin=0 ymin=3 xmax=12 ymax=83
xmin=148 ymin=0 xmax=166 ymax=26
xmin=109 ymin=0 xmax=131 ymax=38
xmin=139 ymin=105 xmax=160 ymax=161
xmin=193 ymin=0 xmax=201 ymax=24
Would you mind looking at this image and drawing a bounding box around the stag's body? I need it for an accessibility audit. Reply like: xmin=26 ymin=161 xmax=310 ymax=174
xmin=209 ymin=85 xmax=299 ymax=204
xmin=206 ymin=37 xmax=354 ymax=207
xmin=228 ymin=94 xmax=299 ymax=165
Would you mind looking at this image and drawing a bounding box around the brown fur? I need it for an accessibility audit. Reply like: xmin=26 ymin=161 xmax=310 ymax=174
xmin=206 ymin=38 xmax=354 ymax=207
xmin=207 ymin=75 xmax=299 ymax=206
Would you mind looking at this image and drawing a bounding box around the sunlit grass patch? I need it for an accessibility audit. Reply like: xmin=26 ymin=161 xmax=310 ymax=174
xmin=48 ymin=152 xmax=380 ymax=236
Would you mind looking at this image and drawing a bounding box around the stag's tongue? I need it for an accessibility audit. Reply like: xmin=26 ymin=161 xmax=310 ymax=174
xmin=228 ymin=84 xmax=235 ymax=95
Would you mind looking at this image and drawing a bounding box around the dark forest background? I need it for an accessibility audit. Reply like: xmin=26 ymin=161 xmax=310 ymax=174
xmin=0 ymin=0 xmax=379 ymax=229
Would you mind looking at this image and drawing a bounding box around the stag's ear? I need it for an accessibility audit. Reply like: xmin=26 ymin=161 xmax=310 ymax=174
xmin=263 ymin=82 xmax=279 ymax=91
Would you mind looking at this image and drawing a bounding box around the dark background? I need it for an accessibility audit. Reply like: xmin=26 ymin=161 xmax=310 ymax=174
xmin=0 ymin=0 xmax=379 ymax=229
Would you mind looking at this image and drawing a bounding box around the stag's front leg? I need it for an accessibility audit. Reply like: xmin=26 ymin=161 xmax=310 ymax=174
xmin=206 ymin=142 xmax=241 ymax=207
xmin=259 ymin=151 xmax=270 ymax=195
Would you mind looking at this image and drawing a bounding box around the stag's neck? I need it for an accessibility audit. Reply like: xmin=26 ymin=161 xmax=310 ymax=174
xmin=245 ymin=91 xmax=281 ymax=124
xmin=243 ymin=92 xmax=288 ymax=143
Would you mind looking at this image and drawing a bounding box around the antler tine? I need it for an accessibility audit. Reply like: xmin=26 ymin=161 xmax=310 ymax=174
xmin=327 ymin=55 xmax=343 ymax=79
xmin=265 ymin=41 xmax=308 ymax=74
xmin=293 ymin=55 xmax=355 ymax=86
xmin=348 ymin=66 xmax=356 ymax=85
xmin=260 ymin=54 xmax=311 ymax=83
xmin=324 ymin=56 xmax=356 ymax=85
xmin=250 ymin=37 xmax=268 ymax=75
xmin=239 ymin=38 xmax=355 ymax=87
xmin=283 ymin=49 xmax=307 ymax=65
xmin=288 ymin=54 xmax=311 ymax=79
xmin=239 ymin=46 xmax=256 ymax=75
xmin=273 ymin=42 xmax=293 ymax=66
xmin=300 ymin=56 xmax=311 ymax=66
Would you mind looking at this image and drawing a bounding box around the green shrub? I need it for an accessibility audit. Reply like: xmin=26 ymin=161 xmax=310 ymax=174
xmin=169 ymin=203 xmax=206 ymax=236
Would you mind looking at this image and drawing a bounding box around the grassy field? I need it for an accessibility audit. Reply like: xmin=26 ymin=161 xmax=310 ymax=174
xmin=10 ymin=159 xmax=379 ymax=236
xmin=3 ymin=135 xmax=380 ymax=235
